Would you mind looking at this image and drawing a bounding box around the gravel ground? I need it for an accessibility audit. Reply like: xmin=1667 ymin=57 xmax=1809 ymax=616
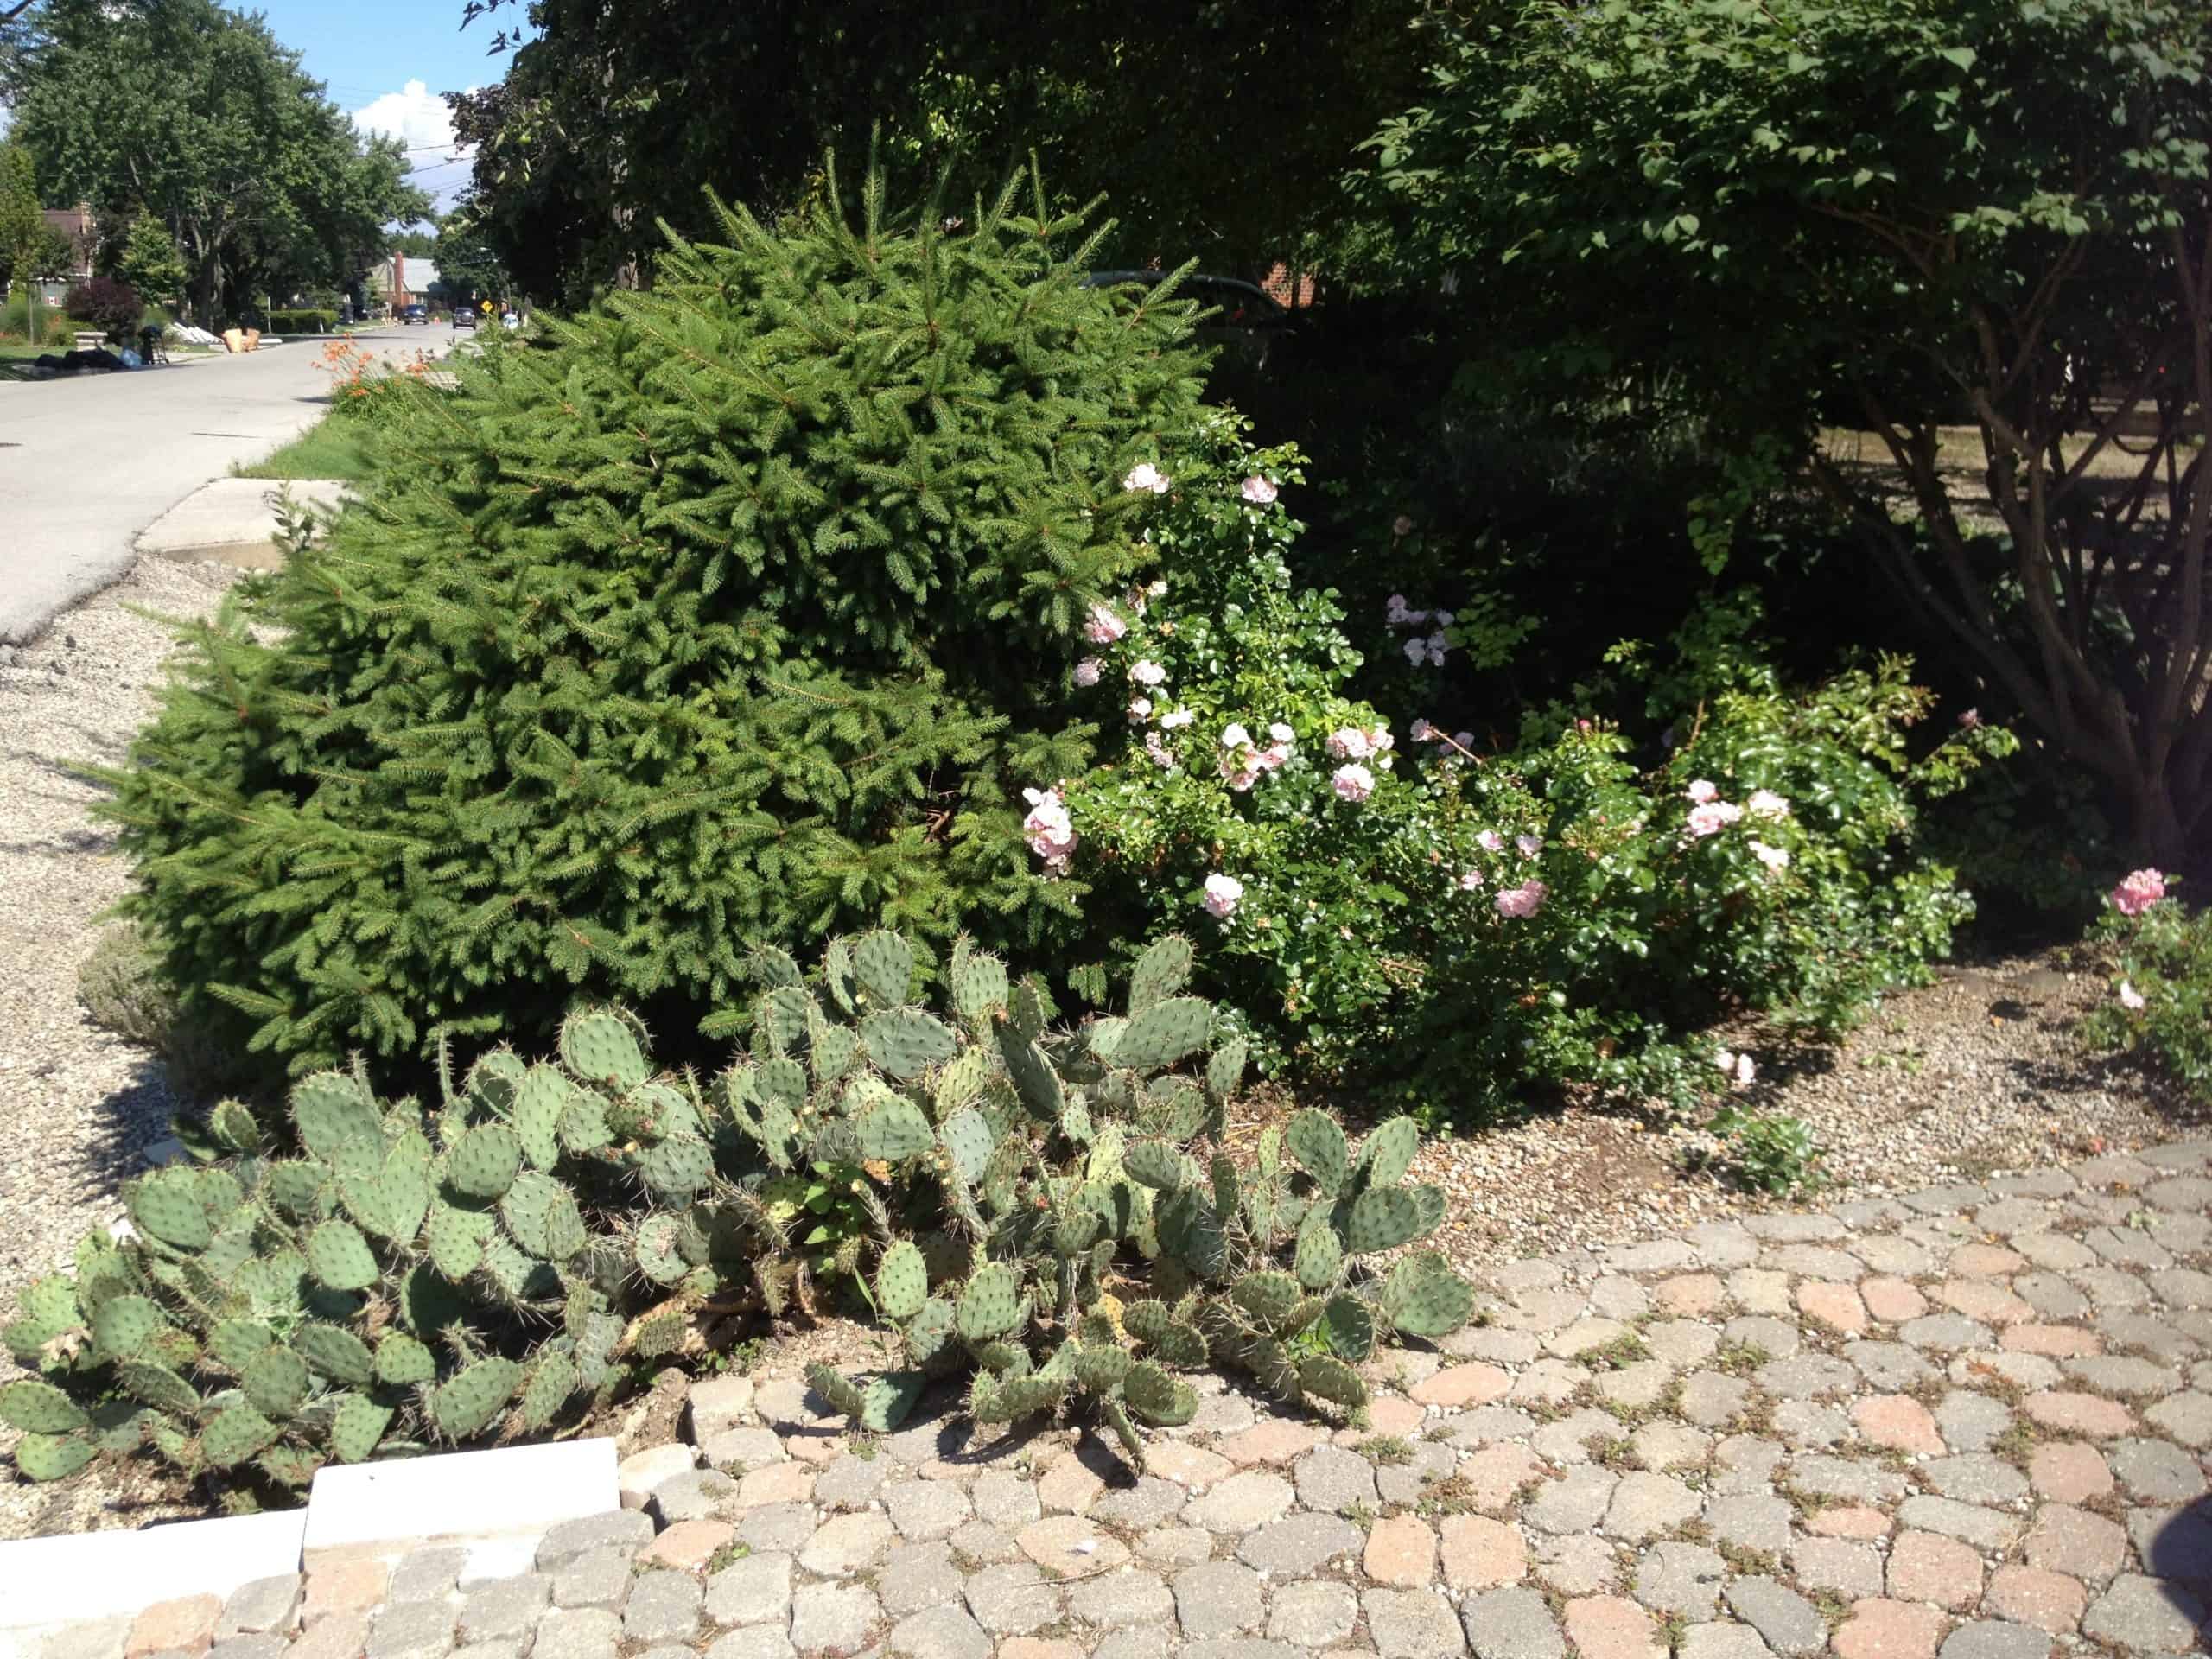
xmin=0 ymin=556 xmax=2200 ymax=1545
xmin=0 ymin=553 xmax=243 ymax=1541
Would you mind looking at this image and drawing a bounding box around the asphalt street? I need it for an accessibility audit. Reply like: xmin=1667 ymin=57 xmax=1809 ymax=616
xmin=0 ymin=325 xmax=429 ymax=644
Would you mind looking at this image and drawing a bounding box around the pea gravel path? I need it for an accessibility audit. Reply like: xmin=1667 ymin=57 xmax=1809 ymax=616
xmin=20 ymin=1136 xmax=2212 ymax=1659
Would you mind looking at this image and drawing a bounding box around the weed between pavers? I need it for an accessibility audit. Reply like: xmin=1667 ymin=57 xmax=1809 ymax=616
xmin=1363 ymin=1435 xmax=1414 ymax=1465
xmin=1715 ymin=1540 xmax=1778 ymax=1576
xmin=1659 ymin=1611 xmax=1692 ymax=1655
xmin=1713 ymin=1342 xmax=1771 ymax=1376
xmin=1592 ymin=1332 xmax=1652 ymax=1370
xmin=707 ymin=1541 xmax=753 ymax=1573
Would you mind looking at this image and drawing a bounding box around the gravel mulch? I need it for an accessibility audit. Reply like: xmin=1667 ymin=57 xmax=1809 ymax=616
xmin=0 ymin=554 xmax=243 ymax=1541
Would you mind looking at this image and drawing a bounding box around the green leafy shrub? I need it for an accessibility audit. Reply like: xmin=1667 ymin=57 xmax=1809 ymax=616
xmin=2082 ymin=871 xmax=2210 ymax=1102
xmin=264 ymin=308 xmax=340 ymax=334
xmin=76 ymin=924 xmax=256 ymax=1102
xmin=1057 ymin=420 xmax=2012 ymax=1116
xmin=1694 ymin=1103 xmax=1826 ymax=1196
xmin=99 ymin=160 xmax=1208 ymax=1079
xmin=5 ymin=930 xmax=1471 ymax=1489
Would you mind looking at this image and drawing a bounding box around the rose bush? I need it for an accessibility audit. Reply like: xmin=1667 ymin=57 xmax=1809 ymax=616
xmin=1046 ymin=416 xmax=2013 ymax=1119
xmin=2082 ymin=870 xmax=2212 ymax=1103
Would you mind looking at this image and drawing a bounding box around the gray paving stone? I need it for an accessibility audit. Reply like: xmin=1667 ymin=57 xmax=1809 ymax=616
xmin=1743 ymin=1214 xmax=1846 ymax=1242
xmin=2013 ymin=1273 xmax=2091 ymax=1320
xmin=40 ymin=1616 xmax=130 ymax=1659
xmin=885 ymin=1603 xmax=991 ymax=1659
xmin=1533 ymin=1534 xmax=1621 ymax=1596
xmin=701 ymin=1426 xmax=786 ymax=1471
xmin=1935 ymin=1390 xmax=2016 ymax=1453
xmin=1602 ymin=1471 xmax=1700 ymax=1541
xmin=1176 ymin=1560 xmax=1268 ymax=1640
xmin=1897 ymin=1495 xmax=2024 ymax=1552
xmin=649 ymin=1466 xmax=738 ymax=1526
xmin=1771 ymin=1401 xmax=1850 ymax=1449
xmin=1937 ymin=1621 xmax=2052 ymax=1659
xmin=1363 ymin=1587 xmax=1467 ymax=1659
xmin=1903 ymin=1314 xmax=1994 ymax=1351
xmin=537 ymin=1511 xmax=654 ymax=1571
xmin=1841 ymin=1340 xmax=1939 ymax=1390
xmin=1722 ymin=1579 xmax=1824 ymax=1656
xmin=450 ymin=1641 xmax=522 ymax=1659
xmin=1237 ymin=1512 xmax=1364 ymax=1577
xmin=2087 ymin=1226 xmax=2175 ymax=1269
xmin=1071 ymin=1568 xmax=1175 ymax=1629
xmin=622 ymin=1572 xmax=702 ymax=1645
xmin=885 ymin=1478 xmax=973 ymax=1541
xmin=948 ymin=1518 xmax=1021 ymax=1566
xmin=1709 ymin=1436 xmax=1786 ymax=1494
xmin=703 ymin=1630 xmax=797 ymax=1659
xmin=1180 ymin=1642 xmax=1303 ymax=1659
xmin=1722 ymin=1316 xmax=1800 ymax=1357
xmin=388 ymin=1548 xmax=468 ymax=1606
xmin=969 ymin=1469 xmax=1041 ymax=1529
xmin=811 ymin=1450 xmax=893 ymax=1510
xmin=1186 ymin=1471 xmax=1295 ymax=1532
xmin=963 ymin=1563 xmax=1060 ymax=1635
xmin=1678 ymin=1372 xmax=1752 ymax=1428
xmin=2109 ymin=1437 xmax=2209 ymax=1503
xmin=457 ymin=1577 xmax=548 ymax=1643
xmin=217 ymin=1575 xmax=302 ymax=1638
xmin=2145 ymin=1391 xmax=2212 ymax=1447
xmin=1677 ymin=1625 xmax=1775 ymax=1659
xmin=788 ymin=1582 xmax=880 ymax=1656
xmin=2078 ymin=1267 xmax=2154 ymax=1309
xmin=366 ymin=1602 xmax=458 ymax=1659
xmin=704 ymin=1551 xmax=793 ymax=1628
xmin=878 ymin=1540 xmax=964 ymax=1619
xmin=1685 ymin=1221 xmax=1760 ymax=1268
xmin=1268 ymin=1580 xmax=1359 ymax=1649
xmin=1789 ymin=1537 xmax=1883 ymax=1599
xmin=2103 ymin=1311 xmax=2205 ymax=1361
xmin=636 ymin=1646 xmax=699 ymax=1659
xmin=287 ymin=1615 xmax=371 ymax=1659
xmin=1904 ymin=1183 xmax=1991 ymax=1215
xmin=1989 ymin=1170 xmax=2078 ymax=1198
xmin=2068 ymin=1356 xmax=2187 ymax=1397
xmin=1787 ymin=1454 xmax=1907 ymax=1505
xmin=1643 ymin=1321 xmax=1720 ymax=1369
xmin=1762 ymin=1244 xmax=1864 ymax=1281
xmin=1092 ymin=1474 xmax=1189 ymax=1529
xmin=1631 ymin=1541 xmax=1727 ymax=1618
xmin=1707 ymin=1503 xmax=1796 ymax=1566
xmin=738 ymin=1501 xmax=819 ymax=1554
xmin=1525 ymin=1465 xmax=1617 ymax=1534
xmin=1377 ymin=1440 xmax=1458 ymax=1504
xmin=2081 ymin=1573 xmax=2208 ymax=1651
xmin=1924 ymin=1453 xmax=2031 ymax=1505
xmin=2016 ymin=1233 xmax=2099 ymax=1271
xmin=1294 ymin=1444 xmax=1379 ymax=1513
xmin=1091 ymin=1630 xmax=1181 ymax=1659
xmin=800 ymin=1510 xmax=895 ymax=1576
xmin=549 ymin=1547 xmax=630 ymax=1611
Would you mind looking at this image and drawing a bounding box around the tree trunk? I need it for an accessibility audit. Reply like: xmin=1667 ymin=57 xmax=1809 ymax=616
xmin=2130 ymin=772 xmax=2190 ymax=872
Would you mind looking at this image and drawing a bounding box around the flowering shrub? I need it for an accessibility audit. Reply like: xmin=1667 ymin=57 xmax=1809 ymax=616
xmin=2082 ymin=872 xmax=2212 ymax=1103
xmin=1052 ymin=416 xmax=2012 ymax=1118
xmin=318 ymin=337 xmax=435 ymax=422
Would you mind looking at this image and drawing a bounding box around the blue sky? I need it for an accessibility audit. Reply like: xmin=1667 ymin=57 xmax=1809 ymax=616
xmin=257 ymin=0 xmax=518 ymax=215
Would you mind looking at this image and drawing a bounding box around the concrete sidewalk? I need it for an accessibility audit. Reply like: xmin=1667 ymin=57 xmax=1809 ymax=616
xmin=134 ymin=478 xmax=353 ymax=568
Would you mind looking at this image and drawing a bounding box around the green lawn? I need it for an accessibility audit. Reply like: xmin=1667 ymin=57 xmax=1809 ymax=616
xmin=233 ymin=414 xmax=376 ymax=481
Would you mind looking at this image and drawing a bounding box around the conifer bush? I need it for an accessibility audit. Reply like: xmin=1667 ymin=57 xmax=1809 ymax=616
xmin=101 ymin=162 xmax=1207 ymax=1077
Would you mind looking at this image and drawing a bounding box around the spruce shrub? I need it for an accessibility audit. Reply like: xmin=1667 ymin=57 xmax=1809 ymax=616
xmin=102 ymin=162 xmax=1207 ymax=1077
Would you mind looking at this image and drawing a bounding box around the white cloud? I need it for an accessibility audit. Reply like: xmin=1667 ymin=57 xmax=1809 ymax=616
xmin=353 ymin=79 xmax=476 ymax=214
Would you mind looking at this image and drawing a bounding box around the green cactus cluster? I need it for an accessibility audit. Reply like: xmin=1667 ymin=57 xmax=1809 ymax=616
xmin=6 ymin=928 xmax=1477 ymax=1492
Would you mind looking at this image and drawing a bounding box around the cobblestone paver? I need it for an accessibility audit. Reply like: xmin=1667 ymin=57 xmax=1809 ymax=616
xmin=28 ymin=1140 xmax=2212 ymax=1658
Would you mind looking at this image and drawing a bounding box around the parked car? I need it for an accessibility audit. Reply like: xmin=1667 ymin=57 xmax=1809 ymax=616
xmin=1080 ymin=271 xmax=1299 ymax=371
xmin=452 ymin=307 xmax=477 ymax=330
xmin=402 ymin=304 xmax=429 ymax=325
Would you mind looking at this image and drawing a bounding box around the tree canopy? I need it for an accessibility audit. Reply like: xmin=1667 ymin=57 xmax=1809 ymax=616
xmin=3 ymin=0 xmax=429 ymax=321
xmin=448 ymin=0 xmax=1421 ymax=305
xmin=1361 ymin=0 xmax=2212 ymax=861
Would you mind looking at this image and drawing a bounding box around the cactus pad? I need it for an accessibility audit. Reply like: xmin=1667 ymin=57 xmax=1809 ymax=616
xmin=261 ymin=1160 xmax=328 ymax=1218
xmin=207 ymin=1099 xmax=263 ymax=1154
xmin=974 ymin=1370 xmax=1065 ymax=1426
xmin=197 ymin=1402 xmax=281 ymax=1467
xmin=126 ymin=1168 xmax=213 ymax=1252
xmin=937 ymin=1109 xmax=995 ymax=1185
xmin=1205 ymin=1036 xmax=1249 ymax=1105
xmin=425 ymin=1201 xmax=495 ymax=1281
xmin=558 ymin=1009 xmax=649 ymax=1090
xmin=242 ymin=1347 xmax=310 ymax=1418
xmin=502 ymin=1172 xmax=586 ymax=1260
xmin=810 ymin=1017 xmax=858 ymax=1087
xmin=465 ymin=1048 xmax=527 ymax=1113
xmin=875 ymin=1241 xmax=930 ymax=1323
xmin=329 ymin=1394 xmax=394 ymax=1463
xmin=290 ymin=1072 xmax=384 ymax=1160
xmin=558 ymin=1089 xmax=613 ymax=1154
xmin=519 ymin=1349 xmax=581 ymax=1429
xmin=92 ymin=1294 xmax=162 ymax=1362
xmin=0 ymin=1379 xmax=88 ymax=1433
xmin=956 ymin=1262 xmax=1022 ymax=1342
xmin=1122 ymin=1359 xmax=1198 ymax=1427
xmin=1128 ymin=933 xmax=1195 ymax=1014
xmin=1073 ymin=1344 xmax=1132 ymax=1393
xmin=307 ymin=1220 xmax=380 ymax=1291
xmin=996 ymin=1025 xmax=1065 ymax=1121
xmin=860 ymin=1007 xmax=958 ymax=1080
xmin=850 ymin=930 xmax=913 ymax=1007
xmin=340 ymin=1165 xmax=430 ymax=1247
xmin=447 ymin=1123 xmax=523 ymax=1200
xmin=1230 ymin=1270 xmax=1305 ymax=1333
xmin=1294 ymin=1211 xmax=1344 ymax=1291
xmin=1122 ymin=1140 xmax=1185 ymax=1192
xmin=120 ymin=1360 xmax=200 ymax=1417
xmin=1341 ymin=1186 xmax=1426 ymax=1255
xmin=430 ymin=1357 xmax=521 ymax=1440
xmin=207 ymin=1318 xmax=274 ymax=1374
xmin=1296 ymin=1351 xmax=1369 ymax=1408
xmin=855 ymin=1097 xmax=935 ymax=1163
xmin=1319 ymin=1293 xmax=1376 ymax=1362
xmin=1285 ymin=1109 xmax=1348 ymax=1194
xmin=13 ymin=1432 xmax=95 ymax=1481
xmin=632 ymin=1214 xmax=689 ymax=1287
xmin=294 ymin=1322 xmax=375 ymax=1387
xmin=1382 ymin=1255 xmax=1476 ymax=1339
xmin=950 ymin=940 xmax=1008 ymax=1020
xmin=1354 ymin=1116 xmax=1420 ymax=1192
xmin=759 ymin=985 xmax=816 ymax=1059
xmin=1109 ymin=996 xmax=1212 ymax=1071
xmin=512 ymin=1065 xmax=572 ymax=1169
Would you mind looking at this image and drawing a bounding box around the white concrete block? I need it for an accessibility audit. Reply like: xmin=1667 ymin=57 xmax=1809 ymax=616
xmin=0 ymin=1510 xmax=307 ymax=1630
xmin=302 ymin=1439 xmax=617 ymax=1566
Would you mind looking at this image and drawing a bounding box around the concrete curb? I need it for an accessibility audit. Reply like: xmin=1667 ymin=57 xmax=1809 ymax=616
xmin=132 ymin=477 xmax=352 ymax=561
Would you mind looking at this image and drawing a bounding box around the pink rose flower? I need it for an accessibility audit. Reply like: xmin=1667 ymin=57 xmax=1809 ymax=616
xmin=1746 ymin=790 xmax=1790 ymax=819
xmin=1686 ymin=779 xmax=1719 ymax=804
xmin=1749 ymin=840 xmax=1789 ymax=872
xmin=1240 ymin=475 xmax=1278 ymax=505
xmin=1476 ymin=830 xmax=1503 ymax=853
xmin=1123 ymin=462 xmax=1169 ymax=494
xmin=1393 ymin=514 xmax=1414 ymax=537
xmin=1268 ymin=721 xmax=1295 ymax=746
xmin=1203 ymin=873 xmax=1244 ymax=918
xmin=1220 ymin=722 xmax=1252 ymax=751
xmin=1160 ymin=708 xmax=1194 ymax=730
xmin=1458 ymin=870 xmax=1484 ymax=892
xmin=2112 ymin=868 xmax=2167 ymax=916
xmin=1074 ymin=658 xmax=1102 ymax=687
xmin=1020 ymin=787 xmax=1077 ymax=871
xmin=1516 ymin=834 xmax=1543 ymax=859
xmin=1410 ymin=719 xmax=1434 ymax=742
xmin=2119 ymin=980 xmax=2146 ymax=1011
xmin=1130 ymin=659 xmax=1167 ymax=687
xmin=1084 ymin=605 xmax=1127 ymax=645
xmin=1958 ymin=708 xmax=1981 ymax=728
xmin=1494 ymin=879 xmax=1547 ymax=918
xmin=1325 ymin=727 xmax=1371 ymax=760
xmin=1687 ymin=801 xmax=1745 ymax=837
xmin=1332 ymin=763 xmax=1376 ymax=803
xmin=1403 ymin=638 xmax=1430 ymax=667
xmin=1128 ymin=697 xmax=1153 ymax=722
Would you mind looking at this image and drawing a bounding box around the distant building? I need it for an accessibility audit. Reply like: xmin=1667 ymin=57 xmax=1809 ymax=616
xmin=35 ymin=202 xmax=96 ymax=301
xmin=367 ymin=252 xmax=442 ymax=311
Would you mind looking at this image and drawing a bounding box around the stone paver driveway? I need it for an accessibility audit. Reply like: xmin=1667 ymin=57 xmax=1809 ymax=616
xmin=41 ymin=1141 xmax=2212 ymax=1659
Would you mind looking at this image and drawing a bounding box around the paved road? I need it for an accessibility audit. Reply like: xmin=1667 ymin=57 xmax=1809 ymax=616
xmin=0 ymin=326 xmax=433 ymax=645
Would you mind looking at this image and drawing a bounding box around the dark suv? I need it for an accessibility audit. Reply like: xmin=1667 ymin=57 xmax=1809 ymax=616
xmin=401 ymin=304 xmax=429 ymax=325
